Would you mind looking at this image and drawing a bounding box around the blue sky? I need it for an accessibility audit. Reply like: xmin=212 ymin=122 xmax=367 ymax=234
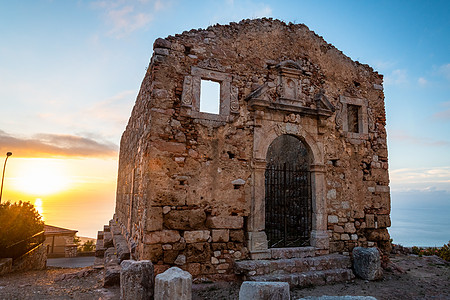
xmin=0 ymin=0 xmax=449 ymax=243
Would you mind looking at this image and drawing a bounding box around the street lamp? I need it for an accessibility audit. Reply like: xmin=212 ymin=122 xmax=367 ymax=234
xmin=0 ymin=152 xmax=12 ymax=203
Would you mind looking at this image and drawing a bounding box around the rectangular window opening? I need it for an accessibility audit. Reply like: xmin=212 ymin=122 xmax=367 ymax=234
xmin=347 ymin=104 xmax=360 ymax=133
xmin=200 ymin=79 xmax=220 ymax=114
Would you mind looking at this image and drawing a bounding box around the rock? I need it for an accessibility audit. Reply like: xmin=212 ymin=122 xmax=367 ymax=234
xmin=239 ymin=281 xmax=290 ymax=300
xmin=352 ymin=247 xmax=383 ymax=280
xmin=120 ymin=260 xmax=154 ymax=300
xmin=155 ymin=267 xmax=192 ymax=300
xmin=103 ymin=231 xmax=113 ymax=248
xmin=113 ymin=233 xmax=130 ymax=262
xmin=103 ymin=265 xmax=121 ymax=287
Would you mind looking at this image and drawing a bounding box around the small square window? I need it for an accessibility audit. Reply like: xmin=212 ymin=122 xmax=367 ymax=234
xmin=200 ymin=80 xmax=220 ymax=114
xmin=347 ymin=104 xmax=360 ymax=133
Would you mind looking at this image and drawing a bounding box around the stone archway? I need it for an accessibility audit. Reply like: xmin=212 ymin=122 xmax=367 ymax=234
xmin=265 ymin=135 xmax=312 ymax=248
xmin=247 ymin=121 xmax=329 ymax=259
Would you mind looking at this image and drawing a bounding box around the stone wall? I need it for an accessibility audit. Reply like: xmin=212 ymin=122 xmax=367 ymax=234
xmin=115 ymin=18 xmax=391 ymax=278
xmin=12 ymin=243 xmax=47 ymax=273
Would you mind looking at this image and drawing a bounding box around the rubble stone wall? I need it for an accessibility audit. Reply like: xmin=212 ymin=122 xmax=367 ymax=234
xmin=115 ymin=18 xmax=390 ymax=278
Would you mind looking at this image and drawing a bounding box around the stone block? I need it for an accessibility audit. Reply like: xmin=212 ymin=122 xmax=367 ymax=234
xmin=365 ymin=214 xmax=375 ymax=229
xmin=104 ymin=265 xmax=121 ymax=287
xmin=297 ymin=296 xmax=377 ymax=300
xmin=212 ymin=229 xmax=229 ymax=242
xmin=104 ymin=231 xmax=113 ymax=248
xmin=366 ymin=229 xmax=390 ymax=241
xmin=144 ymin=230 xmax=181 ymax=244
xmin=164 ymin=209 xmax=206 ymax=230
xmin=206 ymin=216 xmax=243 ymax=229
xmin=352 ymin=247 xmax=383 ymax=280
xmin=239 ymin=281 xmax=290 ymax=300
xmin=328 ymin=215 xmax=339 ymax=224
xmin=184 ymin=230 xmax=210 ymax=243
xmin=333 ymin=225 xmax=344 ymax=233
xmin=229 ymin=229 xmax=245 ymax=242
xmin=155 ymin=267 xmax=192 ymax=300
xmin=153 ymin=37 xmax=172 ymax=49
xmin=113 ymin=233 xmax=130 ymax=262
xmin=377 ymin=214 xmax=391 ymax=228
xmin=120 ymin=260 xmax=154 ymax=300
xmin=141 ymin=244 xmax=163 ymax=262
xmin=344 ymin=223 xmax=356 ymax=233
xmin=146 ymin=207 xmax=163 ymax=231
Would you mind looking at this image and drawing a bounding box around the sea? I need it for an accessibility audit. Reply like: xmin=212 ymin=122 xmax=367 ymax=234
xmin=390 ymin=189 xmax=450 ymax=247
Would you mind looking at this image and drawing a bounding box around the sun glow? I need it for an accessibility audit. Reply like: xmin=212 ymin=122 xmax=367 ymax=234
xmin=34 ymin=198 xmax=44 ymax=220
xmin=10 ymin=159 xmax=71 ymax=196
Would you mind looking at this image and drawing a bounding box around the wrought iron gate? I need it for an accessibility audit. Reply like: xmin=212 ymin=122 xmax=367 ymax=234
xmin=265 ymin=162 xmax=311 ymax=248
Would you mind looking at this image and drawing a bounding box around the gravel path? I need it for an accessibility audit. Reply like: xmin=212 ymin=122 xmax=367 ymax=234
xmin=0 ymin=254 xmax=448 ymax=299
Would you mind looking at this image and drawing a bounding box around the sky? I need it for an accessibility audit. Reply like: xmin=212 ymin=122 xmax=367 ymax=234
xmin=0 ymin=0 xmax=449 ymax=244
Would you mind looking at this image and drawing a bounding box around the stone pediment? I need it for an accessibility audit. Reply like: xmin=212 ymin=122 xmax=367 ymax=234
xmin=245 ymin=61 xmax=334 ymax=117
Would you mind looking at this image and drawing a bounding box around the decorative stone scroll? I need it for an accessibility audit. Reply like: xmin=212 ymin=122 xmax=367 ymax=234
xmin=181 ymin=76 xmax=193 ymax=106
xmin=246 ymin=60 xmax=334 ymax=118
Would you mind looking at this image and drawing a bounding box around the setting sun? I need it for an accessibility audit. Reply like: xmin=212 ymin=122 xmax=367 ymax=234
xmin=9 ymin=159 xmax=71 ymax=196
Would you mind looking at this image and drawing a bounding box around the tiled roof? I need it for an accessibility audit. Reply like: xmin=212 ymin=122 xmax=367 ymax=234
xmin=44 ymin=224 xmax=78 ymax=235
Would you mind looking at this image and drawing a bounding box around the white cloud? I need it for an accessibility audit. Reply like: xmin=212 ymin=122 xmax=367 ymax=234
xmin=390 ymin=166 xmax=450 ymax=192
xmin=384 ymin=69 xmax=408 ymax=86
xmin=91 ymin=0 xmax=168 ymax=38
xmin=418 ymin=77 xmax=427 ymax=86
xmin=439 ymin=63 xmax=450 ymax=81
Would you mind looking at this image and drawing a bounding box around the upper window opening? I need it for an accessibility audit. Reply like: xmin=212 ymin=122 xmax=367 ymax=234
xmin=347 ymin=104 xmax=360 ymax=133
xmin=200 ymin=80 xmax=220 ymax=114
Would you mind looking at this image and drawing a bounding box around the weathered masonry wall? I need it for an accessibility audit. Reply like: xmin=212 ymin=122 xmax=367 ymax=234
xmin=114 ymin=18 xmax=391 ymax=278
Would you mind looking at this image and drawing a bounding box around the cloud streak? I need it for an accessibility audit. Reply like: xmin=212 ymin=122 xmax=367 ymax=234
xmin=389 ymin=130 xmax=450 ymax=146
xmin=91 ymin=0 xmax=169 ymax=38
xmin=0 ymin=130 xmax=118 ymax=158
xmin=433 ymin=101 xmax=450 ymax=120
xmin=390 ymin=166 xmax=450 ymax=192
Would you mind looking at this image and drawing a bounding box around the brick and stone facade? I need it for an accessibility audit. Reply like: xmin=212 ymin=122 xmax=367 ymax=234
xmin=114 ymin=18 xmax=391 ymax=279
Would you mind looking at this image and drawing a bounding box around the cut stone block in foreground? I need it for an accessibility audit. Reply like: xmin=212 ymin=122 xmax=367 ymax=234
xmin=154 ymin=267 xmax=192 ymax=300
xmin=120 ymin=260 xmax=154 ymax=300
xmin=352 ymin=247 xmax=382 ymax=281
xmin=239 ymin=281 xmax=290 ymax=300
xmin=297 ymin=297 xmax=377 ymax=300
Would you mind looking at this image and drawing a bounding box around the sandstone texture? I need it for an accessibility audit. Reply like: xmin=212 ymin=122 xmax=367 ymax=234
xmin=114 ymin=18 xmax=391 ymax=278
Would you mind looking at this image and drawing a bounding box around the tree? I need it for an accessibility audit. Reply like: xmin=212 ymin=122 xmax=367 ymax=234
xmin=79 ymin=240 xmax=95 ymax=252
xmin=0 ymin=201 xmax=44 ymax=248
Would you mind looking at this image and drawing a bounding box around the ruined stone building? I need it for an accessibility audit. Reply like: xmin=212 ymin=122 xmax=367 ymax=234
xmin=113 ymin=18 xmax=391 ymax=279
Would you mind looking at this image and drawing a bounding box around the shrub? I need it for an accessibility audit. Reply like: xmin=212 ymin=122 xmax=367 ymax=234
xmin=411 ymin=241 xmax=450 ymax=262
xmin=0 ymin=201 xmax=44 ymax=248
xmin=79 ymin=240 xmax=95 ymax=252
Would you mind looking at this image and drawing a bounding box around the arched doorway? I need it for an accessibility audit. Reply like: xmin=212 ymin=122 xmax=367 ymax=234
xmin=265 ymin=134 xmax=312 ymax=248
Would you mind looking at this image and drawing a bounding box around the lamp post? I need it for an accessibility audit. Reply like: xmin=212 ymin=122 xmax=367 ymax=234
xmin=0 ymin=152 xmax=12 ymax=203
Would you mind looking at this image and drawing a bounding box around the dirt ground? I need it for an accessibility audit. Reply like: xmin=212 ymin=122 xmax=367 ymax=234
xmin=0 ymin=254 xmax=448 ymax=300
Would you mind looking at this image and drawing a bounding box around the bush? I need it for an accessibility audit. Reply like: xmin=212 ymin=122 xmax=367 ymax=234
xmin=411 ymin=241 xmax=450 ymax=262
xmin=79 ymin=240 xmax=95 ymax=252
xmin=0 ymin=201 xmax=44 ymax=248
